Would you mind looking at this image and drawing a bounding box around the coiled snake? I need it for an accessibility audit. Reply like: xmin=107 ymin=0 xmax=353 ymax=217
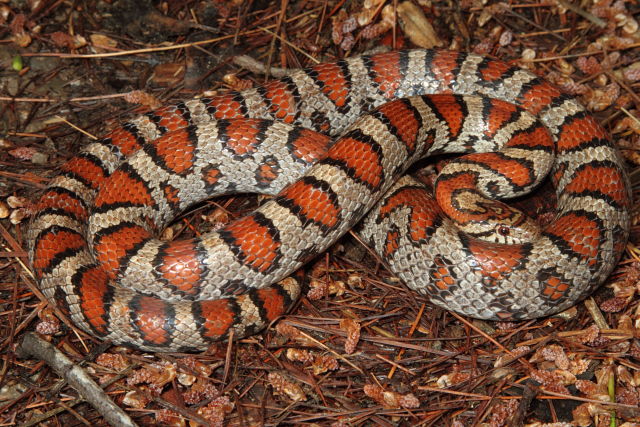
xmin=28 ymin=50 xmax=631 ymax=352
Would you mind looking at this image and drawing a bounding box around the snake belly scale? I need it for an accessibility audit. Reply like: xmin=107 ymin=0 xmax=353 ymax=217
xmin=28 ymin=50 xmax=630 ymax=352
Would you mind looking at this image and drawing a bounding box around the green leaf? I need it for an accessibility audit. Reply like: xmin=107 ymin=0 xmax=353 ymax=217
xmin=12 ymin=55 xmax=23 ymax=71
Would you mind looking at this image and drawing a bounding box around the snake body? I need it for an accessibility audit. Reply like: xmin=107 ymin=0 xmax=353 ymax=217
xmin=28 ymin=50 xmax=631 ymax=351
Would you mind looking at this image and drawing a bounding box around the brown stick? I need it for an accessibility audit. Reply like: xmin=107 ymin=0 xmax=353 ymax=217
xmin=16 ymin=333 xmax=138 ymax=427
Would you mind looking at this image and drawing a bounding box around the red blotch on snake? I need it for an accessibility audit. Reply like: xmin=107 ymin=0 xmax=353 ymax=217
xmin=158 ymin=239 xmax=204 ymax=295
xmin=95 ymin=224 xmax=153 ymax=278
xmin=279 ymin=179 xmax=341 ymax=229
xmin=224 ymin=214 xmax=281 ymax=273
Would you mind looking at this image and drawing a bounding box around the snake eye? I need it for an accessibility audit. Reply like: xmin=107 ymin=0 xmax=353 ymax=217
xmin=498 ymin=226 xmax=510 ymax=236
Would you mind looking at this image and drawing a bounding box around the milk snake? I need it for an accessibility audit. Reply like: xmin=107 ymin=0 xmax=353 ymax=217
xmin=28 ymin=49 xmax=631 ymax=352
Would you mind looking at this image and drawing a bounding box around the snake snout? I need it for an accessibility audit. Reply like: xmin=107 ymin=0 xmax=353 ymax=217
xmin=461 ymin=204 xmax=541 ymax=245
xmin=491 ymin=215 xmax=541 ymax=244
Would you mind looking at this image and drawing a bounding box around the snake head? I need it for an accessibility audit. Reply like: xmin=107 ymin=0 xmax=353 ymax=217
xmin=492 ymin=217 xmax=540 ymax=244
xmin=464 ymin=204 xmax=541 ymax=244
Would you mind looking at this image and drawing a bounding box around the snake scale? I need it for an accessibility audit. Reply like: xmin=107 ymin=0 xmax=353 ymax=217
xmin=28 ymin=49 xmax=631 ymax=352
